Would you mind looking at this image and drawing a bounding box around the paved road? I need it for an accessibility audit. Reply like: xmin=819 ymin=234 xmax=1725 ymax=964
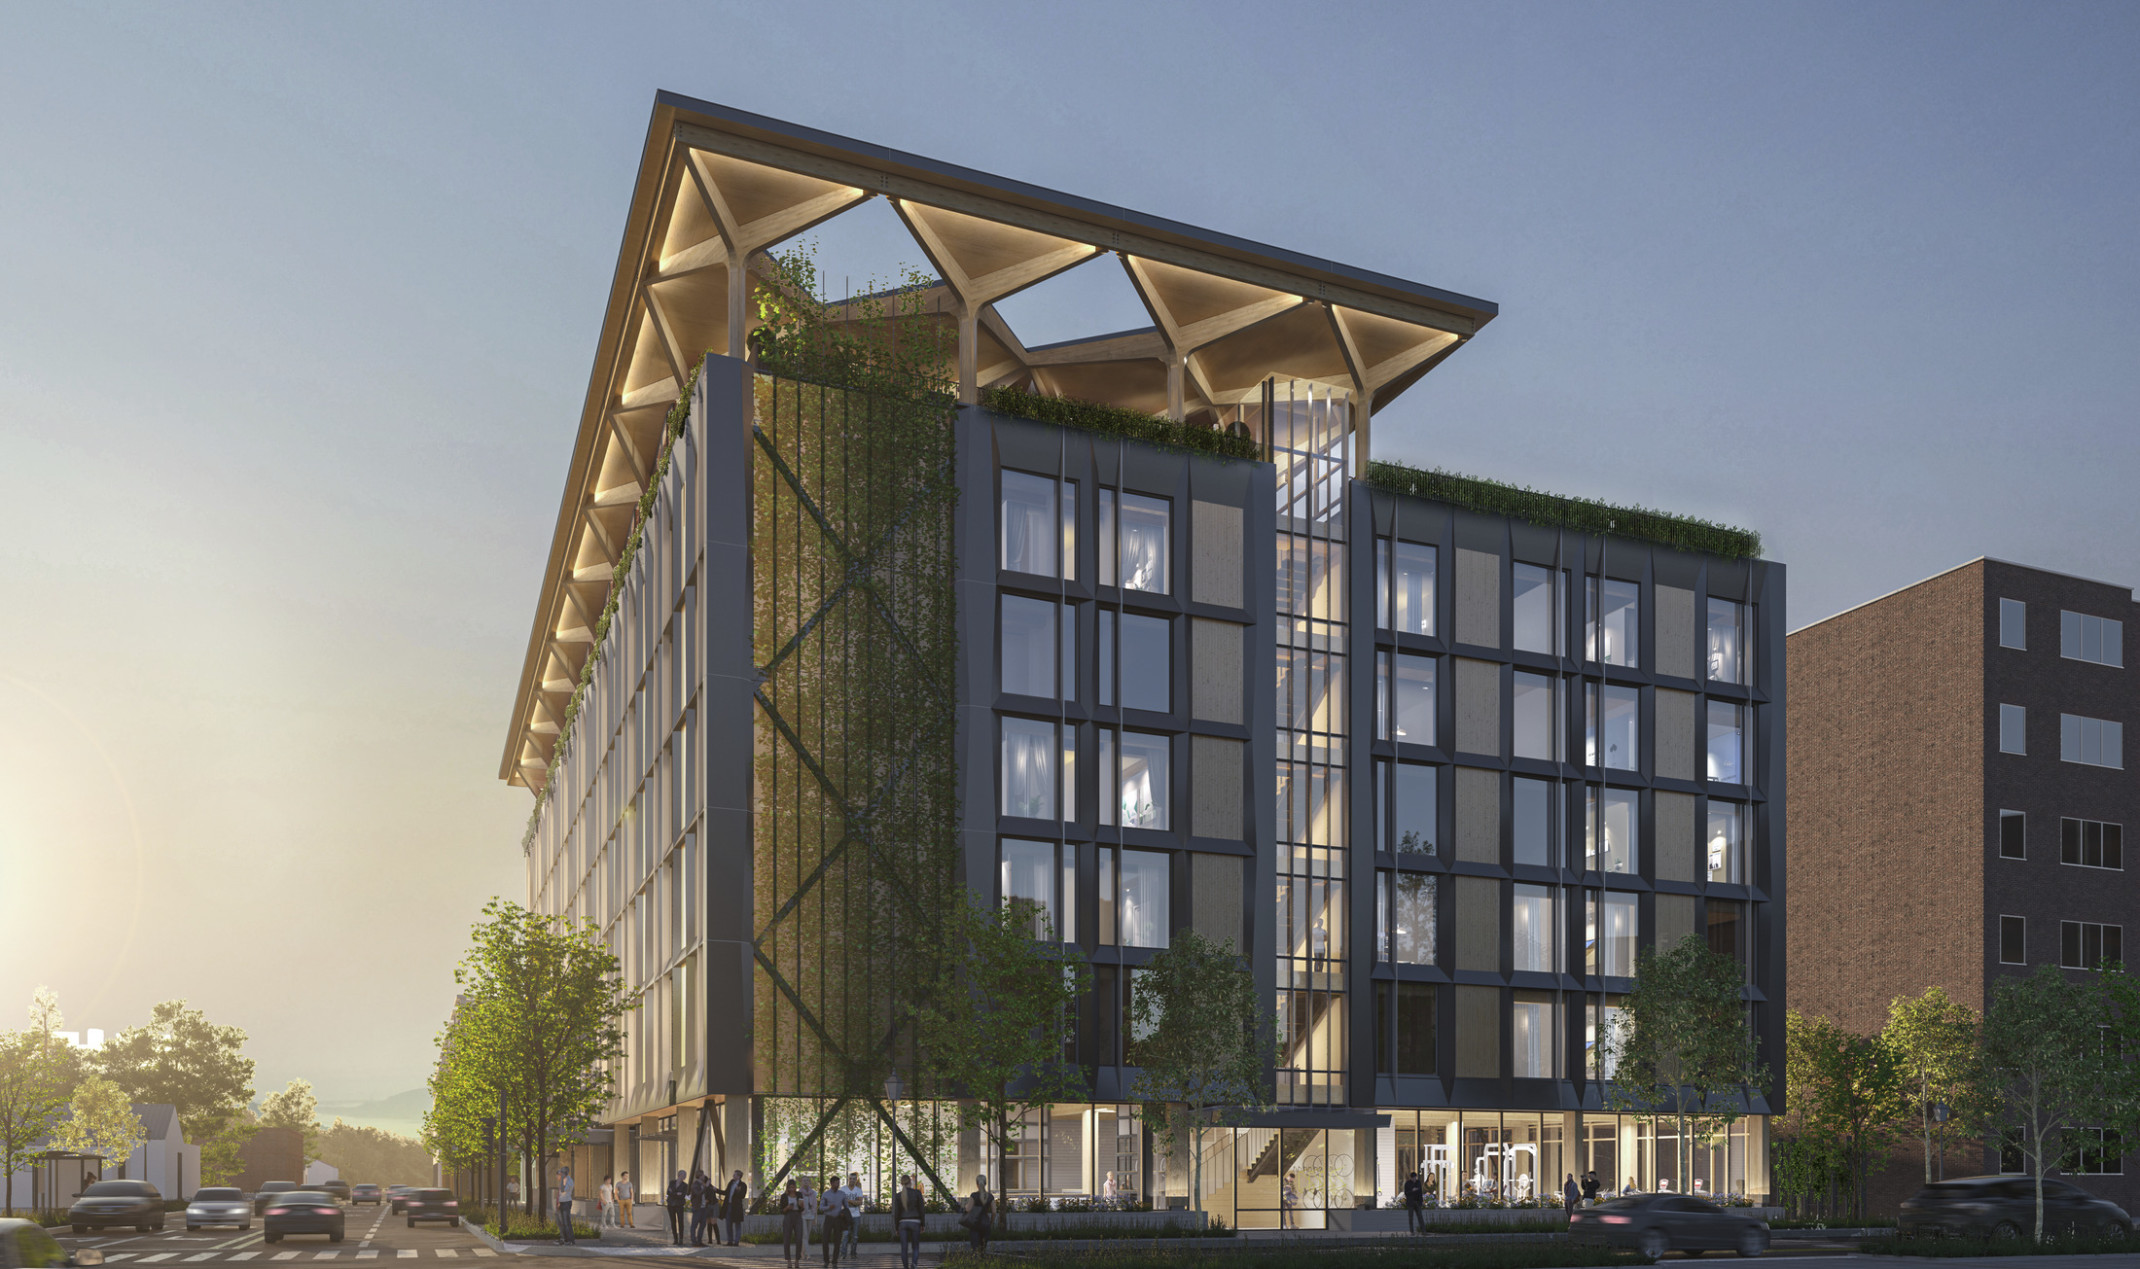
xmin=56 ymin=1203 xmax=504 ymax=1266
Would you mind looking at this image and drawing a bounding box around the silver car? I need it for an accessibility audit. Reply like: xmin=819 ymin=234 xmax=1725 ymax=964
xmin=186 ymin=1186 xmax=252 ymax=1231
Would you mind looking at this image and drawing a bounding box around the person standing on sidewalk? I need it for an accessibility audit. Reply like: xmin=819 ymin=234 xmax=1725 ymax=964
xmin=722 ymin=1170 xmax=749 ymax=1247
xmin=665 ymin=1169 xmax=690 ymax=1245
xmin=960 ymin=1176 xmax=993 ymax=1255
xmin=817 ymin=1175 xmax=848 ymax=1265
xmin=797 ymin=1176 xmax=819 ymax=1260
xmin=554 ymin=1167 xmax=576 ymax=1245
xmin=841 ymin=1172 xmax=865 ymax=1261
xmin=891 ymin=1174 xmax=924 ymax=1269
xmin=1563 ymin=1173 xmax=1580 ymax=1219
xmin=598 ymin=1174 xmax=615 ymax=1227
xmin=689 ymin=1171 xmax=712 ymax=1246
xmin=617 ymin=1172 xmax=635 ymax=1228
xmin=780 ymin=1181 xmax=807 ymax=1265
xmin=1403 ymin=1171 xmax=1425 ymax=1233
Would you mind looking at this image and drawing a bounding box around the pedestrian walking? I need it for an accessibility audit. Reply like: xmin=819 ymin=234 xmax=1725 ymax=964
xmin=618 ymin=1172 xmax=635 ymax=1228
xmin=959 ymin=1176 xmax=993 ymax=1255
xmin=722 ymin=1170 xmax=749 ymax=1246
xmin=554 ymin=1167 xmax=576 ymax=1245
xmin=1563 ymin=1173 xmax=1579 ymax=1218
xmin=689 ymin=1170 xmax=712 ymax=1246
xmin=817 ymin=1175 xmax=848 ymax=1265
xmin=1581 ymin=1171 xmax=1599 ymax=1207
xmin=892 ymin=1174 xmax=924 ymax=1269
xmin=599 ymin=1174 xmax=615 ymax=1227
xmin=666 ymin=1169 xmax=690 ymax=1245
xmin=797 ymin=1177 xmax=819 ymax=1259
xmin=1403 ymin=1170 xmax=1425 ymax=1233
xmin=842 ymin=1172 xmax=865 ymax=1261
xmin=780 ymin=1181 xmax=807 ymax=1265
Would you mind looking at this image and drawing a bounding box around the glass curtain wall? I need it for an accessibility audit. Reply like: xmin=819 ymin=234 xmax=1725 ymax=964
xmin=1254 ymin=381 xmax=1352 ymax=1117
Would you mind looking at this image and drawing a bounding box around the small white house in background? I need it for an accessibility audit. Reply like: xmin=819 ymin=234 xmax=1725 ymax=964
xmin=1 ymin=1102 xmax=199 ymax=1206
xmin=303 ymin=1161 xmax=340 ymax=1187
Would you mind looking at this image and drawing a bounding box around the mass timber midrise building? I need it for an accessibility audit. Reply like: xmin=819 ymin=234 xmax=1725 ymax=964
xmin=502 ymin=92 xmax=1786 ymax=1224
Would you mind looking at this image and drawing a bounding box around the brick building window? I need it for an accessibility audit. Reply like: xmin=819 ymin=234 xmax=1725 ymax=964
xmin=2060 ymin=714 xmax=2124 ymax=769
xmin=2070 ymin=1128 xmax=2125 ymax=1175
xmin=2060 ymin=921 xmax=2122 ymax=970
xmin=1999 ymin=704 xmax=2027 ymax=755
xmin=1999 ymin=811 xmax=2026 ymax=860
xmin=2061 ymin=610 xmax=2124 ymax=667
xmin=1999 ymin=598 xmax=2027 ymax=650
xmin=2000 ymin=915 xmax=2026 ymax=965
xmin=2061 ymin=818 xmax=2124 ymax=870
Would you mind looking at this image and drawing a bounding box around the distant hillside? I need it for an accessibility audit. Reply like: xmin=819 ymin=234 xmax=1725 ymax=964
xmin=317 ymin=1089 xmax=430 ymax=1139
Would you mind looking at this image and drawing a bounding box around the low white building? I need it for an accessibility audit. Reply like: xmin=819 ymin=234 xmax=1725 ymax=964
xmin=3 ymin=1103 xmax=200 ymax=1206
xmin=303 ymin=1161 xmax=340 ymax=1187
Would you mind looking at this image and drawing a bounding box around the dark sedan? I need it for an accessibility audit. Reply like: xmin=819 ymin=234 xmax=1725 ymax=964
xmin=1900 ymin=1175 xmax=2132 ymax=1239
xmin=404 ymin=1189 xmax=461 ymax=1228
xmin=388 ymin=1185 xmax=417 ymax=1214
xmin=351 ymin=1184 xmax=384 ymax=1206
xmin=263 ymin=1191 xmax=345 ymax=1244
xmin=252 ymin=1181 xmax=299 ymax=1215
xmin=314 ymin=1180 xmax=351 ymax=1203
xmin=1571 ymin=1192 xmax=1771 ymax=1258
xmin=68 ymin=1181 xmax=165 ymax=1233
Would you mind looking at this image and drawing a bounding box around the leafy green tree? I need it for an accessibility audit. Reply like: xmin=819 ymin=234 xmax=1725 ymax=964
xmin=1126 ymin=931 xmax=1271 ymax=1216
xmin=1981 ymin=965 xmax=2117 ymax=1243
xmin=439 ymin=900 xmax=631 ymax=1215
xmin=317 ymin=1119 xmax=436 ymax=1188
xmin=0 ymin=1030 xmax=73 ymax=1214
xmin=1785 ymin=1011 xmax=1908 ymax=1221
xmin=1882 ymin=987 xmax=1985 ymax=1184
xmin=259 ymin=1079 xmax=322 ymax=1174
xmin=1600 ymin=936 xmax=1767 ymax=1196
xmin=91 ymin=1001 xmax=255 ymax=1182
xmin=54 ymin=1077 xmax=145 ymax=1176
xmin=914 ymin=895 xmax=1089 ymax=1225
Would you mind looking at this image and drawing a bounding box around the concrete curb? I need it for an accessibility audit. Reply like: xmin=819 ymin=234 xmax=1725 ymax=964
xmin=460 ymin=1218 xmax=623 ymax=1257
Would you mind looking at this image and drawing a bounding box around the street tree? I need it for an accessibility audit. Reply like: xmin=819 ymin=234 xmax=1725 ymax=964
xmin=1882 ymin=987 xmax=1985 ymax=1184
xmin=1979 ymin=964 xmax=2114 ymax=1243
xmin=1785 ymin=1011 xmax=1908 ymax=1222
xmin=92 ymin=1001 xmax=255 ymax=1183
xmin=1126 ymin=931 xmax=1271 ymax=1216
xmin=318 ymin=1120 xmax=435 ymax=1188
xmin=260 ymin=1078 xmax=322 ymax=1174
xmin=914 ymin=894 xmax=1089 ymax=1225
xmin=443 ymin=900 xmax=631 ymax=1215
xmin=1600 ymin=935 xmax=1767 ymax=1196
xmin=0 ymin=1030 xmax=73 ymax=1214
xmin=54 ymin=1077 xmax=146 ymax=1178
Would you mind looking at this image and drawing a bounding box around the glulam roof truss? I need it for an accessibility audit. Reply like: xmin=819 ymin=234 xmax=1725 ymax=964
xmin=502 ymin=92 xmax=1497 ymax=789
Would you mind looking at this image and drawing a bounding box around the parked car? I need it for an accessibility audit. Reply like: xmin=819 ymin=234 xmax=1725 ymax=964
xmin=252 ymin=1181 xmax=299 ymax=1215
xmin=404 ymin=1189 xmax=461 ymax=1229
xmin=313 ymin=1180 xmax=351 ymax=1203
xmin=1899 ymin=1175 xmax=2133 ymax=1239
xmin=0 ymin=1217 xmax=75 ymax=1267
xmin=262 ymin=1190 xmax=345 ymax=1244
xmin=1570 ymin=1192 xmax=1771 ymax=1258
xmin=185 ymin=1186 xmax=252 ymax=1231
xmin=350 ymin=1184 xmax=383 ymax=1206
xmin=67 ymin=1181 xmax=165 ymax=1233
xmin=388 ymin=1185 xmax=417 ymax=1214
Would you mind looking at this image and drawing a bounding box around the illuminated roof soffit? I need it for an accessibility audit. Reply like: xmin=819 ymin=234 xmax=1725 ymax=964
xmin=503 ymin=98 xmax=1497 ymax=788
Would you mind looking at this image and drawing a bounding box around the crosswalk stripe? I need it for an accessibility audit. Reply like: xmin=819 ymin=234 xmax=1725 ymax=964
xmin=185 ymin=1255 xmax=216 ymax=1262
xmin=273 ymin=1253 xmax=299 ymax=1261
xmin=396 ymin=1253 xmax=416 ymax=1260
xmin=140 ymin=1255 xmax=178 ymax=1263
xmin=229 ymin=1254 xmax=258 ymax=1262
xmin=435 ymin=1252 xmax=456 ymax=1259
xmin=471 ymin=1252 xmax=494 ymax=1259
xmin=314 ymin=1254 xmax=339 ymax=1261
xmin=355 ymin=1252 xmax=378 ymax=1259
xmin=100 ymin=1256 xmax=136 ymax=1264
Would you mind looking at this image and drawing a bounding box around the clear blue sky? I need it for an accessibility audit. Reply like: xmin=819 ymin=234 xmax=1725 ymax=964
xmin=3 ymin=2 xmax=2136 ymax=1102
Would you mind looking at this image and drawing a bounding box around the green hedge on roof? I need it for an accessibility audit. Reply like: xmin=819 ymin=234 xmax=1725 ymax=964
xmin=1365 ymin=459 xmax=1761 ymax=559
xmin=980 ymin=385 xmax=1261 ymax=461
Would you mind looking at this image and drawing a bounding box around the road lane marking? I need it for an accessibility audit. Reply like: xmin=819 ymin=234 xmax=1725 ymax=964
xmin=434 ymin=1252 xmax=456 ymax=1259
xmin=355 ymin=1252 xmax=378 ymax=1260
xmin=471 ymin=1252 xmax=494 ymax=1259
xmin=139 ymin=1256 xmax=178 ymax=1263
xmin=314 ymin=1254 xmax=339 ymax=1260
xmin=184 ymin=1255 xmax=216 ymax=1262
xmin=99 ymin=1257 xmax=136 ymax=1264
xmin=273 ymin=1253 xmax=299 ymax=1261
xmin=230 ymin=1255 xmax=259 ymax=1262
xmin=397 ymin=1253 xmax=416 ymax=1260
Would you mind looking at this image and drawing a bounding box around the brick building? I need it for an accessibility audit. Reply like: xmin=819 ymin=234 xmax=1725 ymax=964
xmin=1789 ymin=556 xmax=2137 ymax=1212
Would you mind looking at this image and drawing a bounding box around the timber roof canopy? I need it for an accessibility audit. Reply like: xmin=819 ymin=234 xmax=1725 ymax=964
xmin=502 ymin=91 xmax=1498 ymax=789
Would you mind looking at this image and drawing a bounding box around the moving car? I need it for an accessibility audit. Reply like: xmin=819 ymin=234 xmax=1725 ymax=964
xmin=388 ymin=1185 xmax=417 ymax=1214
xmin=262 ymin=1190 xmax=345 ymax=1244
xmin=1570 ymin=1192 xmax=1771 ymax=1258
xmin=252 ymin=1181 xmax=299 ymax=1215
xmin=350 ymin=1184 xmax=384 ymax=1206
xmin=67 ymin=1181 xmax=165 ymax=1233
xmin=404 ymin=1189 xmax=461 ymax=1228
xmin=1899 ymin=1175 xmax=2133 ymax=1239
xmin=314 ymin=1180 xmax=352 ymax=1203
xmin=0 ymin=1217 xmax=74 ymax=1267
xmin=185 ymin=1186 xmax=252 ymax=1231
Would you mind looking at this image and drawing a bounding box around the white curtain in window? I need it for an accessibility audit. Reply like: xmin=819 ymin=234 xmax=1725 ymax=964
xmin=1001 ymin=718 xmax=1057 ymax=819
xmin=1119 ymin=849 xmax=1169 ymax=948
xmin=1512 ymin=885 xmax=1556 ymax=972
xmin=1117 ymin=732 xmax=1169 ymax=829
xmin=1118 ymin=494 xmax=1169 ymax=593
xmin=1001 ymin=472 xmax=1056 ymax=576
